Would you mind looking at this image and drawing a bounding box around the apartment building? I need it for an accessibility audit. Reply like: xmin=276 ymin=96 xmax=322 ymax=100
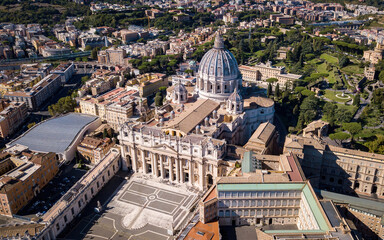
xmin=199 ymin=177 xmax=354 ymax=239
xmin=363 ymin=42 xmax=384 ymax=64
xmin=319 ymin=190 xmax=384 ymax=240
xmin=51 ymin=62 xmax=75 ymax=83
xmin=79 ymin=87 xmax=146 ymax=130
xmin=0 ymin=151 xmax=58 ymax=216
xmin=0 ymin=100 xmax=27 ymax=138
xmin=97 ymin=47 xmax=126 ymax=65
xmin=4 ymin=74 xmax=62 ymax=110
xmin=364 ymin=64 xmax=376 ymax=81
xmin=77 ymin=136 xmax=114 ymax=164
xmin=284 ymin=135 xmax=384 ymax=200
xmin=131 ymin=73 xmax=167 ymax=97
xmin=239 ymin=61 xmax=302 ymax=86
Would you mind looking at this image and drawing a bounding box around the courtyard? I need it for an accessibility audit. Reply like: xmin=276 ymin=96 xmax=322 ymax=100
xmin=64 ymin=174 xmax=200 ymax=240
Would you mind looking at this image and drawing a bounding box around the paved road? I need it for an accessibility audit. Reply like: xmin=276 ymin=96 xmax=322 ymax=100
xmin=274 ymin=114 xmax=288 ymax=147
xmin=58 ymin=171 xmax=128 ymax=239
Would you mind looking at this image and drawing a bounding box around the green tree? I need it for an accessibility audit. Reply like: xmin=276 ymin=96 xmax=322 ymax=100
xmin=91 ymin=47 xmax=99 ymax=60
xmin=85 ymin=45 xmax=92 ymax=51
xmin=266 ymin=78 xmax=278 ymax=84
xmin=329 ymin=132 xmax=351 ymax=145
xmin=353 ymin=94 xmax=361 ymax=106
xmin=274 ymin=83 xmax=280 ymax=98
xmin=342 ymin=122 xmax=362 ymax=140
xmin=267 ymin=83 xmax=272 ymax=97
xmin=103 ymin=128 xmax=108 ymax=139
xmin=379 ymin=71 xmax=384 ymax=83
xmin=154 ymin=92 xmax=163 ymax=107
xmin=334 ymin=108 xmax=353 ymax=123
xmin=366 ymin=134 xmax=384 ymax=154
xmin=339 ymin=55 xmax=350 ymax=68
xmin=81 ymin=76 xmax=89 ymax=84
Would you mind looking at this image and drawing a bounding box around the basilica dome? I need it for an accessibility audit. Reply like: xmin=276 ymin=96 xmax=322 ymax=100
xmin=196 ymin=33 xmax=242 ymax=101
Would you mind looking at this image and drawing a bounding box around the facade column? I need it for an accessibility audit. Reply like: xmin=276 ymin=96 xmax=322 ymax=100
xmin=198 ymin=162 xmax=205 ymax=190
xmin=189 ymin=160 xmax=193 ymax=185
xmin=141 ymin=150 xmax=147 ymax=174
xmin=179 ymin=159 xmax=184 ymax=183
xmin=131 ymin=146 xmax=137 ymax=172
xmin=175 ymin=158 xmax=180 ymax=182
xmin=160 ymin=155 xmax=164 ymax=178
xmin=153 ymin=153 xmax=159 ymax=177
xmin=213 ymin=165 xmax=218 ymax=185
xmin=169 ymin=157 xmax=174 ymax=181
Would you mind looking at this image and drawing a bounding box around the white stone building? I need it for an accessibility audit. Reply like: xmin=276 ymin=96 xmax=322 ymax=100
xmin=119 ymin=33 xmax=275 ymax=190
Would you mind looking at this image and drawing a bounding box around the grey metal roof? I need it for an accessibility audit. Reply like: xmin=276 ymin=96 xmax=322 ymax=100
xmin=10 ymin=113 xmax=98 ymax=154
xmin=320 ymin=200 xmax=342 ymax=227
xmin=318 ymin=190 xmax=384 ymax=217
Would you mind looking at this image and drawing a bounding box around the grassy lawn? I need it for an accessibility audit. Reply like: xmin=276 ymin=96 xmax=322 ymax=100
xmin=341 ymin=64 xmax=364 ymax=75
xmin=337 ymin=104 xmax=357 ymax=112
xmin=316 ymin=62 xmax=336 ymax=83
xmin=328 ymin=69 xmax=336 ymax=84
xmin=275 ymin=61 xmax=286 ymax=67
xmin=316 ymin=62 xmax=327 ymax=73
xmin=307 ymin=58 xmax=323 ymax=65
xmin=254 ymin=50 xmax=264 ymax=58
xmin=323 ymin=90 xmax=353 ymax=103
xmin=320 ymin=53 xmax=338 ymax=65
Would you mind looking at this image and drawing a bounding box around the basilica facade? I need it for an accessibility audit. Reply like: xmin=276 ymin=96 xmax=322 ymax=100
xmin=119 ymin=33 xmax=275 ymax=190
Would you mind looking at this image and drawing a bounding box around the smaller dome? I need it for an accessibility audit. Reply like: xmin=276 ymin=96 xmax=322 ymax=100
xmin=174 ymin=81 xmax=187 ymax=93
xmin=228 ymin=88 xmax=242 ymax=102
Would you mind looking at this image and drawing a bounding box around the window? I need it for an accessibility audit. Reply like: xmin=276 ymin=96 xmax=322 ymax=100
xmin=64 ymin=215 xmax=68 ymax=223
xmin=71 ymin=208 xmax=74 ymax=215
xmin=219 ymin=210 xmax=224 ymax=217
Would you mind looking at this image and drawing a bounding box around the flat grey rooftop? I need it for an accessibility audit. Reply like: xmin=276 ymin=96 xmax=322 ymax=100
xmin=318 ymin=190 xmax=384 ymax=217
xmin=9 ymin=113 xmax=98 ymax=154
xmin=320 ymin=200 xmax=342 ymax=227
xmin=220 ymin=226 xmax=257 ymax=240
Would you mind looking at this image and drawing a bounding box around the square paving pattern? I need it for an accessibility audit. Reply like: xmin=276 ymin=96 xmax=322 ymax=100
xmin=73 ymin=175 xmax=199 ymax=240
xmin=119 ymin=181 xmax=188 ymax=215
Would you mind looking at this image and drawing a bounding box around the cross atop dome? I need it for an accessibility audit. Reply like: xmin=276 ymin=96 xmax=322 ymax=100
xmin=214 ymin=32 xmax=224 ymax=49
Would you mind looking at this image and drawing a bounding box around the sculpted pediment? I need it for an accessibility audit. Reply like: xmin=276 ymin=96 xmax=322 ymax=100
xmin=153 ymin=143 xmax=179 ymax=154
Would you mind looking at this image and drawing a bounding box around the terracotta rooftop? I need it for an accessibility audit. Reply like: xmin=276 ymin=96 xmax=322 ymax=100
xmin=185 ymin=221 xmax=220 ymax=240
xmin=202 ymin=186 xmax=217 ymax=203
xmin=164 ymin=99 xmax=220 ymax=135
xmin=243 ymin=96 xmax=274 ymax=108
xmin=245 ymin=122 xmax=275 ymax=150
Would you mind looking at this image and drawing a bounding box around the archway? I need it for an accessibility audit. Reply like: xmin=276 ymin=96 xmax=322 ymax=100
xmin=372 ymin=185 xmax=377 ymax=194
xmin=207 ymin=174 xmax=213 ymax=188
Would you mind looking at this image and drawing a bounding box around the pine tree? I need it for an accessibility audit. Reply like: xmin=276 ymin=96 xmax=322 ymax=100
xmin=275 ymin=83 xmax=280 ymax=98
xmin=267 ymin=83 xmax=272 ymax=97
xmin=353 ymin=94 xmax=360 ymax=106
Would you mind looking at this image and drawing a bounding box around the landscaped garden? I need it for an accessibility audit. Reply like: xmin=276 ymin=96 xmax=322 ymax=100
xmin=323 ymin=90 xmax=353 ymax=103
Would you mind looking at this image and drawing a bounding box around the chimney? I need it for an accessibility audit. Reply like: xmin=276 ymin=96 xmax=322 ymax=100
xmin=170 ymin=110 xmax=175 ymax=119
xmin=195 ymin=125 xmax=200 ymax=134
xmin=212 ymin=110 xmax=217 ymax=119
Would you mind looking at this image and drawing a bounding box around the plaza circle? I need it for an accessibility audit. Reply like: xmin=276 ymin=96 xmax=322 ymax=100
xmin=335 ymin=93 xmax=351 ymax=99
